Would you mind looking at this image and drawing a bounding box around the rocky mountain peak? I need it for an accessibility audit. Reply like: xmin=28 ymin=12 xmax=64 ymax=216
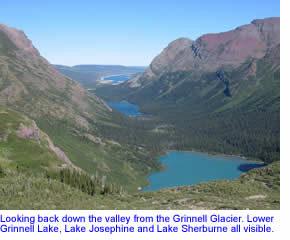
xmin=0 ymin=23 xmax=40 ymax=56
xmin=0 ymin=23 xmax=110 ymax=131
xmin=128 ymin=17 xmax=280 ymax=88
xmin=251 ymin=17 xmax=280 ymax=27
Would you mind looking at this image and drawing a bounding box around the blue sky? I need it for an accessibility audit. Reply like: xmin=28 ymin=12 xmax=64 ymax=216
xmin=1 ymin=0 xmax=280 ymax=66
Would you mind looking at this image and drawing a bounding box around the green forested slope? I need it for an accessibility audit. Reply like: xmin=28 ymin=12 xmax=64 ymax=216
xmin=0 ymin=23 xmax=163 ymax=191
xmin=94 ymin=24 xmax=280 ymax=164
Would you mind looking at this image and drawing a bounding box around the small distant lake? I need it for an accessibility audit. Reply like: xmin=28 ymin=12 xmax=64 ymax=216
xmin=142 ymin=151 xmax=264 ymax=191
xmin=104 ymin=75 xmax=130 ymax=84
xmin=106 ymin=101 xmax=143 ymax=116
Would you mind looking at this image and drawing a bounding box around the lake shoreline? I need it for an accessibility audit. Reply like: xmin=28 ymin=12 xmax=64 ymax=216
xmin=166 ymin=149 xmax=264 ymax=164
xmin=142 ymin=149 xmax=264 ymax=191
xmin=106 ymin=100 xmax=145 ymax=117
xmin=100 ymin=74 xmax=131 ymax=85
xmin=106 ymin=99 xmax=264 ymax=192
xmin=142 ymin=159 xmax=169 ymax=191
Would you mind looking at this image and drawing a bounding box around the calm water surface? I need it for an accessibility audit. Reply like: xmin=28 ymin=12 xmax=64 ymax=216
xmin=143 ymin=151 xmax=264 ymax=191
xmin=106 ymin=102 xmax=263 ymax=191
xmin=106 ymin=101 xmax=143 ymax=116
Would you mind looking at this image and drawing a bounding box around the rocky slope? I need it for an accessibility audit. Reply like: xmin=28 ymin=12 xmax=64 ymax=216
xmin=0 ymin=106 xmax=70 ymax=172
xmin=128 ymin=17 xmax=280 ymax=89
xmin=0 ymin=23 xmax=111 ymax=127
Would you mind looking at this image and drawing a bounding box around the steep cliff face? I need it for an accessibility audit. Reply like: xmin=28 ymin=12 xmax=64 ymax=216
xmin=128 ymin=17 xmax=280 ymax=89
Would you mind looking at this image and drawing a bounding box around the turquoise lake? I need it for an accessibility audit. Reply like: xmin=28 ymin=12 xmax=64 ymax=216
xmin=105 ymin=101 xmax=263 ymax=191
xmin=142 ymin=151 xmax=264 ymax=191
xmin=106 ymin=101 xmax=143 ymax=116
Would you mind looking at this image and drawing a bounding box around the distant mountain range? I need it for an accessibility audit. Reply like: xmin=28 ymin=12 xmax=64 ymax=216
xmin=55 ymin=64 xmax=146 ymax=88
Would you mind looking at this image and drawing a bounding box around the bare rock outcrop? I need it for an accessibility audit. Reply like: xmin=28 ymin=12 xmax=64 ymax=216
xmin=16 ymin=120 xmax=80 ymax=170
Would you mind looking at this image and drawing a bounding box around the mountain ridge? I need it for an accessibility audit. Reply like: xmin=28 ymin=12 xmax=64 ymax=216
xmin=0 ymin=23 xmax=162 ymax=190
xmin=94 ymin=17 xmax=280 ymax=163
xmin=127 ymin=17 xmax=279 ymax=89
xmin=0 ymin=22 xmax=110 ymax=124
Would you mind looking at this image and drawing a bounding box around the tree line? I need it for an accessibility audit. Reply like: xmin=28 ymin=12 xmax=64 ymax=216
xmin=45 ymin=168 xmax=124 ymax=196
